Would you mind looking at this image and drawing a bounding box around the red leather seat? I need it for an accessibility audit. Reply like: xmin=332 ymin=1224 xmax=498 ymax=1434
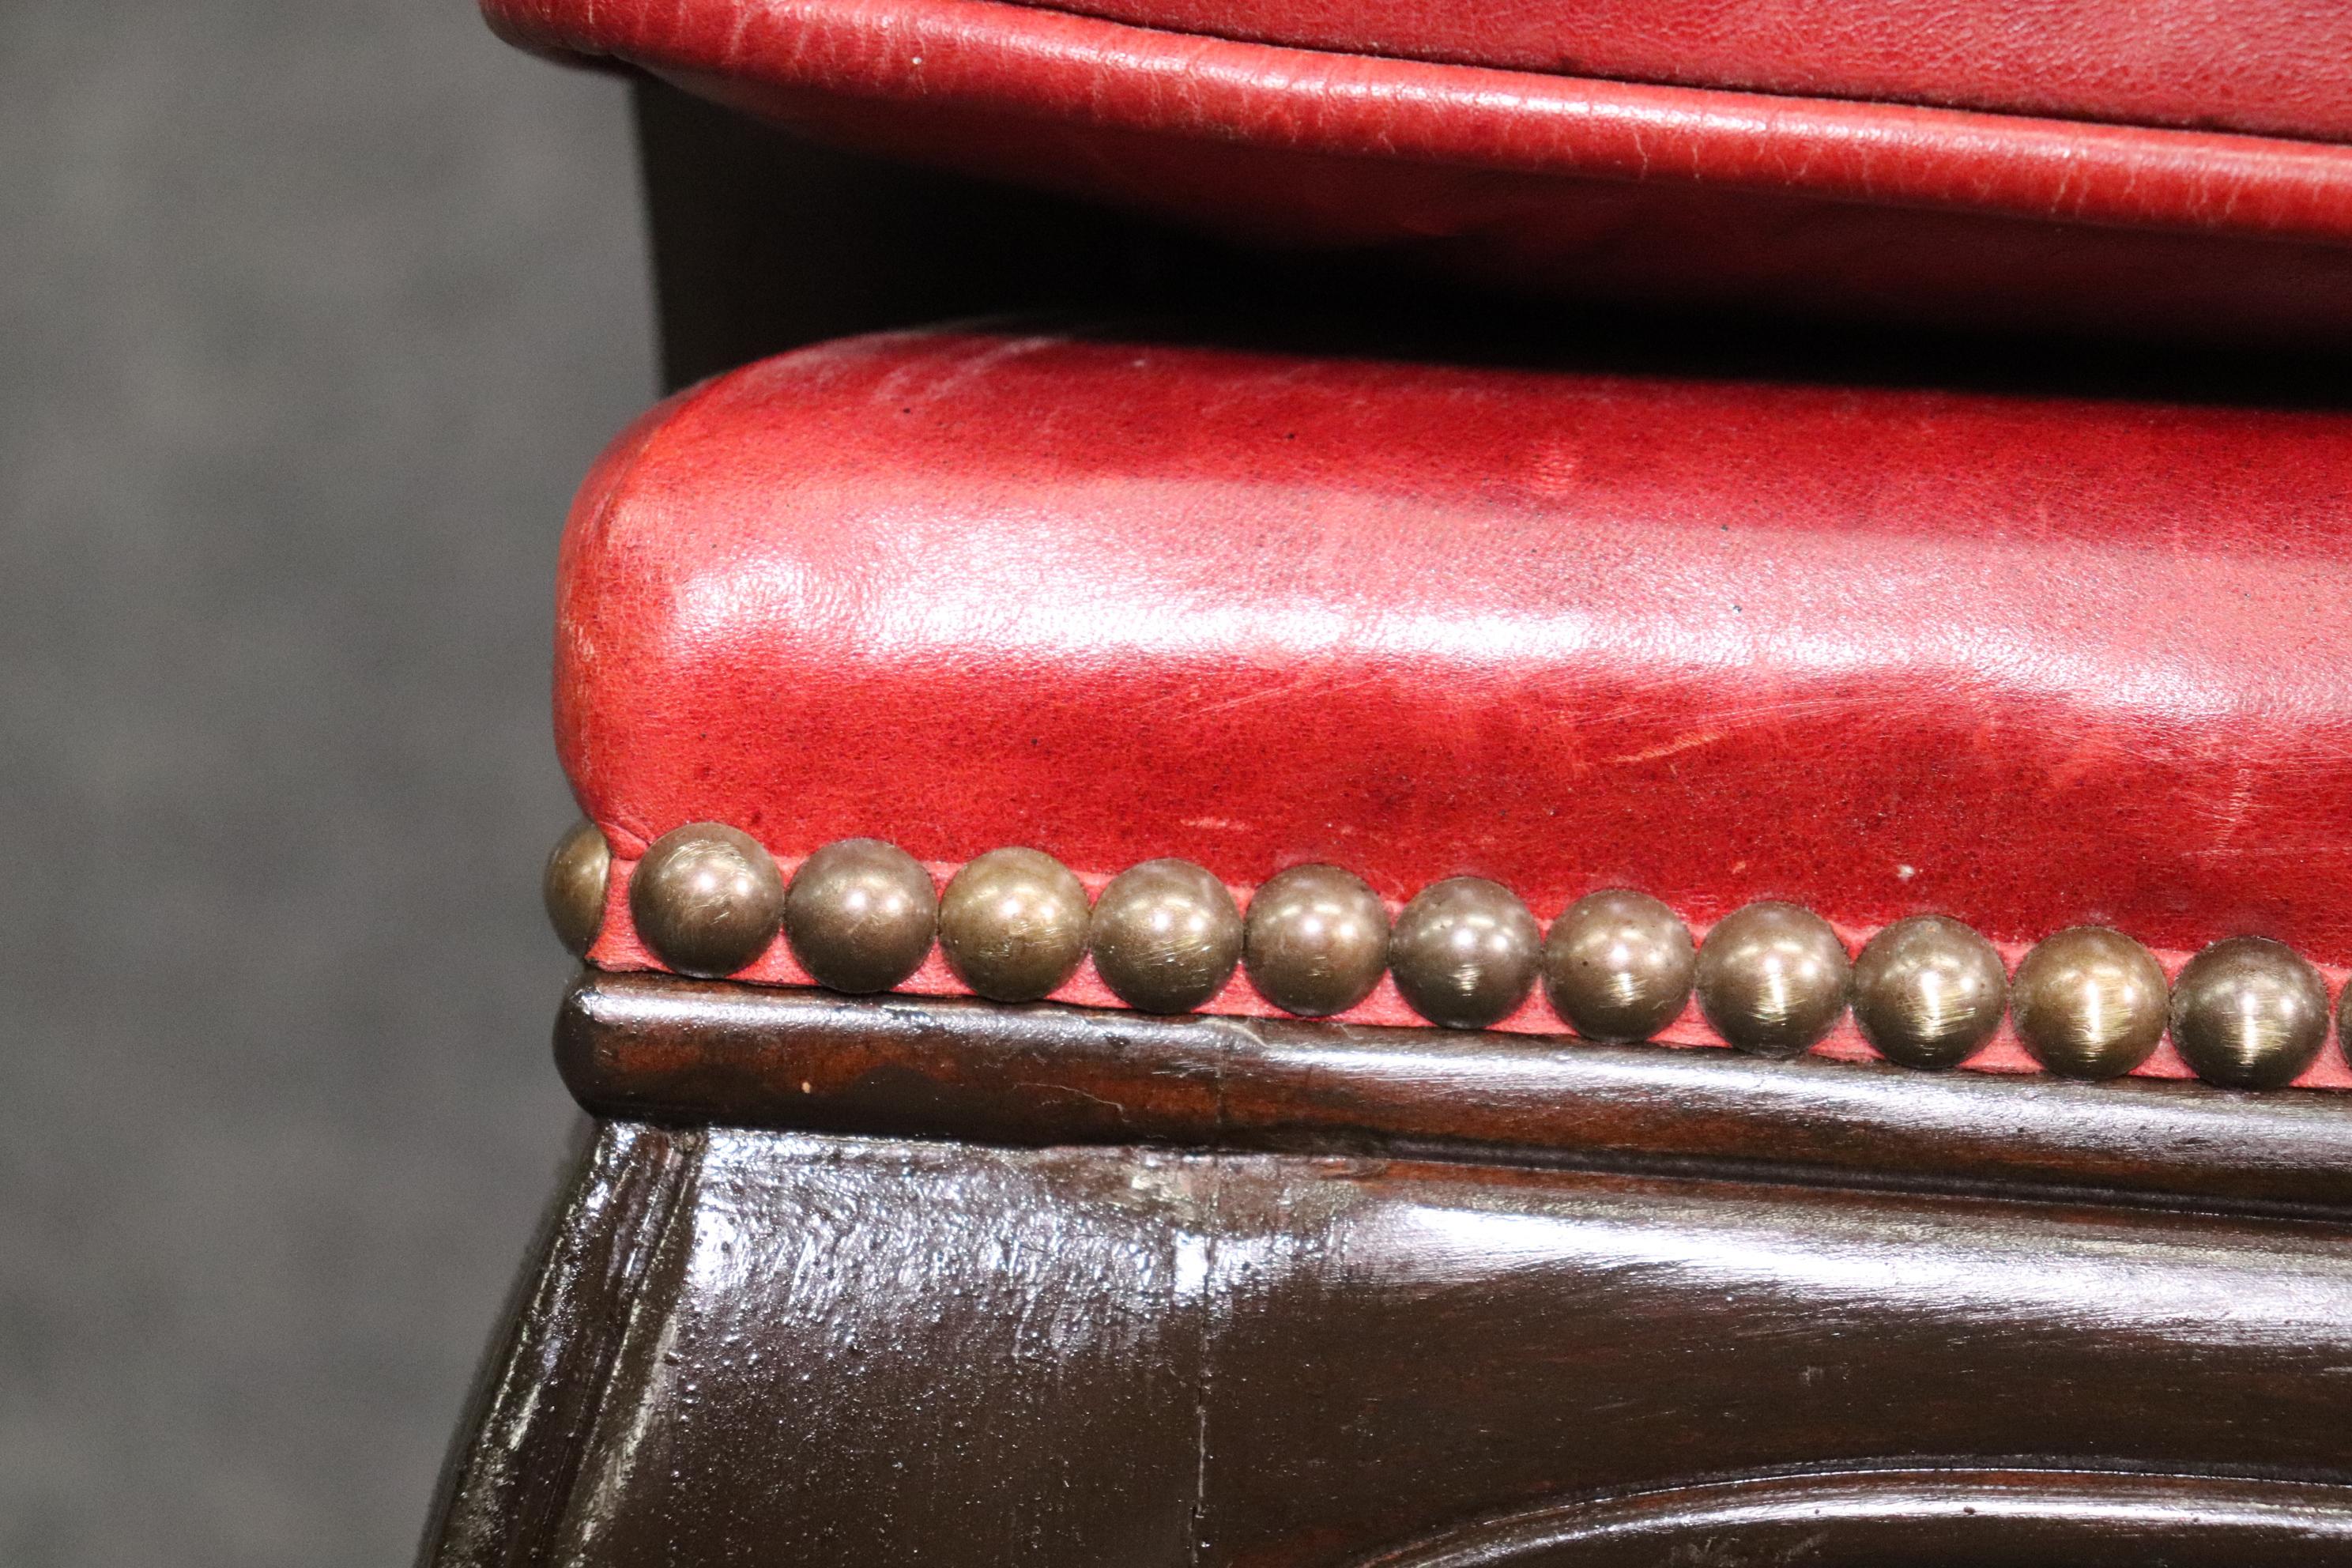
xmin=485 ymin=0 xmax=2352 ymax=342
xmin=556 ymin=326 xmax=2352 ymax=1087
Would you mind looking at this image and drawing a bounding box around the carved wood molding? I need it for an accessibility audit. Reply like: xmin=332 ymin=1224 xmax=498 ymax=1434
xmin=556 ymin=972 xmax=2352 ymax=1214
xmin=1350 ymin=1468 xmax=2352 ymax=1566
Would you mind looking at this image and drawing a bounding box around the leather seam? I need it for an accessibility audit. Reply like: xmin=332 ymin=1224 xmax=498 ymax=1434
xmin=489 ymin=0 xmax=2352 ymax=239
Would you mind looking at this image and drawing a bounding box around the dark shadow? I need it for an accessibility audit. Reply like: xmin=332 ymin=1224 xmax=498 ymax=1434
xmin=637 ymin=77 xmax=2350 ymax=410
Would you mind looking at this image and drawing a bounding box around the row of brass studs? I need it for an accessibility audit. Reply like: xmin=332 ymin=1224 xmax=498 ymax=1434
xmin=545 ymin=821 xmax=2343 ymax=1089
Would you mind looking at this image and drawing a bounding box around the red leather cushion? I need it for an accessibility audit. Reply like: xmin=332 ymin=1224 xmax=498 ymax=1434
xmin=995 ymin=0 xmax=2352 ymax=143
xmin=558 ymin=327 xmax=2352 ymax=1084
xmin=484 ymin=0 xmax=2352 ymax=343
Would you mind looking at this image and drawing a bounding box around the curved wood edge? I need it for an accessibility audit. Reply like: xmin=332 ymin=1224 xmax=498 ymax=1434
xmin=555 ymin=973 xmax=2352 ymax=1214
xmin=416 ymin=1120 xmax=706 ymax=1568
xmin=1346 ymin=1468 xmax=2352 ymax=1566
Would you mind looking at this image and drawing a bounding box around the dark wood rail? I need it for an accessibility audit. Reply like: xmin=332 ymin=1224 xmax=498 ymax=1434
xmin=557 ymin=972 xmax=2352 ymax=1213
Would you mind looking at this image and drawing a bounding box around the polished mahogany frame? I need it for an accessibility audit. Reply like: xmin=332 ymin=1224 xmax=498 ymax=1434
xmin=422 ymin=975 xmax=2352 ymax=1564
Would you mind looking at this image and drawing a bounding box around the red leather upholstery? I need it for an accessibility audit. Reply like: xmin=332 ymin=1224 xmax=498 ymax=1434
xmin=482 ymin=0 xmax=2352 ymax=342
xmin=557 ymin=328 xmax=2352 ymax=1084
xmin=988 ymin=0 xmax=2352 ymax=142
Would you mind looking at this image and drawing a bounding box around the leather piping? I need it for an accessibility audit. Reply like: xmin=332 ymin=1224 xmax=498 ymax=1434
xmin=481 ymin=0 xmax=2352 ymax=239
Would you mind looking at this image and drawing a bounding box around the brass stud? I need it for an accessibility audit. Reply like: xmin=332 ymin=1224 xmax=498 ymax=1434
xmin=1390 ymin=877 xmax=1541 ymax=1030
xmin=2011 ymin=925 xmax=2167 ymax=1080
xmin=1695 ymin=902 xmax=1850 ymax=1058
xmin=784 ymin=838 xmax=939 ymax=994
xmin=1850 ymin=914 xmax=2007 ymax=1070
xmin=937 ymin=847 xmax=1091 ymax=1003
xmin=631 ymin=823 xmax=786 ymax=978
xmin=1540 ymin=888 xmax=1695 ymax=1043
xmin=1243 ymin=864 xmax=1391 ymax=1017
xmin=1091 ymin=858 xmax=1243 ymax=1013
xmin=2169 ymin=936 xmax=2329 ymax=1090
xmin=542 ymin=817 xmax=611 ymax=959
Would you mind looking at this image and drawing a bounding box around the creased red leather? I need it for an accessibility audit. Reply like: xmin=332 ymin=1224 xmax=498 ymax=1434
xmin=481 ymin=0 xmax=2352 ymax=342
xmin=557 ymin=329 xmax=2352 ymax=1086
xmin=997 ymin=0 xmax=2352 ymax=144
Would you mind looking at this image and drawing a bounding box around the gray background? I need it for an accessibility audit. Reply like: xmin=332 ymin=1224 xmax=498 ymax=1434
xmin=1 ymin=2 xmax=655 ymax=1562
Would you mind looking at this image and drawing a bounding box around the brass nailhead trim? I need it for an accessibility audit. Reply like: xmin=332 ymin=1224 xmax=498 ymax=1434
xmin=629 ymin=823 xmax=785 ymax=980
xmin=542 ymin=818 xmax=611 ymax=960
xmin=551 ymin=825 xmax=2350 ymax=1089
xmin=1694 ymin=901 xmax=1851 ymax=1059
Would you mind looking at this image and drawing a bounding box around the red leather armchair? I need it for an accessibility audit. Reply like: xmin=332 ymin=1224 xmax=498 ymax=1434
xmin=424 ymin=6 xmax=2352 ymax=1564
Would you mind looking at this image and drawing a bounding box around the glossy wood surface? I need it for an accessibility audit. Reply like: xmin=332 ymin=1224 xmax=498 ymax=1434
xmin=424 ymin=1114 xmax=2352 ymax=1565
xmin=422 ymin=1121 xmax=702 ymax=1567
xmin=557 ymin=973 xmax=2352 ymax=1215
xmin=1355 ymin=1470 xmax=2352 ymax=1566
